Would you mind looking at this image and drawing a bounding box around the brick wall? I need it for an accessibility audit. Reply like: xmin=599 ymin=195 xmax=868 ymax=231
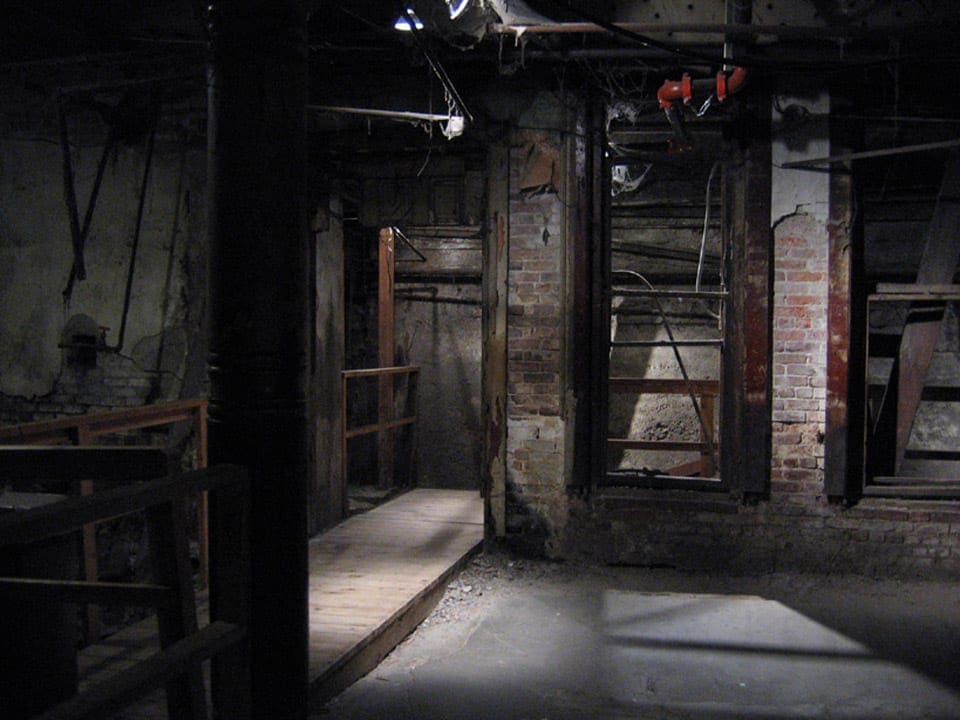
xmin=0 ymin=352 xmax=164 ymax=425
xmin=504 ymin=135 xmax=569 ymax=554
xmin=564 ymin=211 xmax=960 ymax=579
xmin=771 ymin=213 xmax=828 ymax=502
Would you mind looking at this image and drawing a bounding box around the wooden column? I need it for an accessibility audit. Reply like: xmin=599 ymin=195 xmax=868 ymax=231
xmin=206 ymin=2 xmax=310 ymax=718
xmin=824 ymin=122 xmax=864 ymax=498
xmin=722 ymin=88 xmax=772 ymax=495
xmin=482 ymin=142 xmax=508 ymax=537
xmin=76 ymin=425 xmax=100 ymax=644
xmin=378 ymin=227 xmax=395 ymax=489
xmin=147 ymin=497 xmax=205 ymax=720
xmin=311 ymin=194 xmax=346 ymax=532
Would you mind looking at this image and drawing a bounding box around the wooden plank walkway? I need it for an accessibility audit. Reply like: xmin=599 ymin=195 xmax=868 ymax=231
xmin=308 ymin=488 xmax=484 ymax=699
xmin=75 ymin=487 xmax=483 ymax=716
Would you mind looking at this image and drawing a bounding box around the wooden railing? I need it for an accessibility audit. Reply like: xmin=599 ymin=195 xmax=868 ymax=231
xmin=0 ymin=398 xmax=210 ymax=641
xmin=341 ymin=366 xmax=420 ymax=504
xmin=608 ymin=377 xmax=719 ymax=477
xmin=0 ymin=464 xmax=250 ymax=720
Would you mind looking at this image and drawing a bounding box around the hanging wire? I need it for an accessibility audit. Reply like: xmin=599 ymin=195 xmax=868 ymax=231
xmin=613 ymin=269 xmax=718 ymax=472
xmin=696 ymin=161 xmax=722 ymax=322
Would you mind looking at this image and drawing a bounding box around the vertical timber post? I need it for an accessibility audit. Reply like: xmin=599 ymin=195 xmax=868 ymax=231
xmin=825 ymin=103 xmax=864 ymax=498
xmin=722 ymin=87 xmax=772 ymax=495
xmin=206 ymin=2 xmax=310 ymax=718
xmin=378 ymin=227 xmax=396 ymax=489
xmin=483 ymin=141 xmax=508 ymax=537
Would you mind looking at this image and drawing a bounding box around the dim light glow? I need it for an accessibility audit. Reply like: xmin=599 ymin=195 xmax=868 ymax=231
xmin=394 ymin=9 xmax=424 ymax=31
xmin=448 ymin=0 xmax=471 ymax=19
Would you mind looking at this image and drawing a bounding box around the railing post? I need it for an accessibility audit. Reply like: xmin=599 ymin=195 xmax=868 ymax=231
xmin=146 ymin=494 xmax=206 ymax=720
xmin=378 ymin=227 xmax=396 ymax=489
xmin=75 ymin=423 xmax=101 ymax=645
xmin=209 ymin=468 xmax=251 ymax=720
xmin=195 ymin=401 xmax=210 ymax=588
xmin=700 ymin=394 xmax=716 ymax=477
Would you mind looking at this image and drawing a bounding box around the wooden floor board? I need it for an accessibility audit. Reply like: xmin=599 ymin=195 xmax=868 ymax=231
xmin=74 ymin=487 xmax=482 ymax=716
xmin=308 ymin=488 xmax=483 ymax=700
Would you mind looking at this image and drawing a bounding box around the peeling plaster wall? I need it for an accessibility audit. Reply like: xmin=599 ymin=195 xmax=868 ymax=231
xmin=0 ymin=132 xmax=207 ymax=420
xmin=771 ymin=87 xmax=830 ymax=224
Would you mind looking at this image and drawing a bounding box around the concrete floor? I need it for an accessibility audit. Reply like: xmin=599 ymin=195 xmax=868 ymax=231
xmin=312 ymin=553 xmax=960 ymax=720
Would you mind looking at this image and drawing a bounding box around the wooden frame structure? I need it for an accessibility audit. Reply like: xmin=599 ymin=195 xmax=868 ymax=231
xmin=0 ymin=398 xmax=210 ymax=641
xmin=0 ymin=464 xmax=250 ymax=720
xmin=607 ymin=377 xmax=720 ymax=482
xmin=341 ymin=366 xmax=420 ymax=512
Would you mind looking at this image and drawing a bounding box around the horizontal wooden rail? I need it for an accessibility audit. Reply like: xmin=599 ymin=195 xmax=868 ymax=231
xmin=610 ymin=289 xmax=729 ymax=300
xmin=609 ymin=377 xmax=720 ymax=395
xmin=344 ymin=415 xmax=417 ymax=440
xmin=342 ymin=366 xmax=422 ymax=380
xmin=0 ymin=397 xmax=211 ymax=635
xmin=0 ymin=465 xmax=242 ymax=546
xmin=35 ymin=621 xmax=246 ymax=720
xmin=611 ymin=339 xmax=723 ymax=348
xmin=0 ymin=578 xmax=172 ymax=607
xmin=341 ymin=366 xmax=421 ymax=504
xmin=0 ymin=398 xmax=207 ymax=445
xmin=608 ymin=439 xmax=716 ymax=452
xmin=0 ymin=464 xmax=250 ymax=720
xmin=607 ymin=377 xmax=718 ymax=478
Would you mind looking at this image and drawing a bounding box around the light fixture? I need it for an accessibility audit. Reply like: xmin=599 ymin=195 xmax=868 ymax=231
xmin=393 ymin=8 xmax=424 ymax=31
xmin=447 ymin=0 xmax=471 ymax=20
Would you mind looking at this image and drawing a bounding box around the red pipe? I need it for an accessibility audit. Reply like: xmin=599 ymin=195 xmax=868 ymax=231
xmin=657 ymin=66 xmax=746 ymax=109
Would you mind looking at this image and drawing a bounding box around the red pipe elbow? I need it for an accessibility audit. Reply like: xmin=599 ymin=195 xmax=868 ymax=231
xmin=658 ymin=67 xmax=747 ymax=108
xmin=657 ymin=73 xmax=692 ymax=109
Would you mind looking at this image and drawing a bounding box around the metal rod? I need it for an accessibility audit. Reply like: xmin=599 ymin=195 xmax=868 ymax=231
xmin=58 ymin=95 xmax=86 ymax=283
xmin=64 ymin=127 xmax=117 ymax=301
xmin=112 ymin=110 xmax=157 ymax=353
xmin=611 ymin=339 xmax=723 ymax=347
xmin=781 ymin=138 xmax=960 ymax=169
xmin=611 ymin=289 xmax=729 ymax=299
xmin=403 ymin=7 xmax=473 ymax=124
xmin=392 ymin=226 xmax=427 ymax=262
xmin=489 ymin=22 xmax=872 ymax=41
xmin=308 ymin=105 xmax=455 ymax=123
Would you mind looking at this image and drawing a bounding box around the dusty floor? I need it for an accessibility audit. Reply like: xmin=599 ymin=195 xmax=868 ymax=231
xmin=312 ymin=551 xmax=960 ymax=720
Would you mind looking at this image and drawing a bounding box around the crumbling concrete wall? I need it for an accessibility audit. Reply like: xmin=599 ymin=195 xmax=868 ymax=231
xmin=0 ymin=131 xmax=207 ymax=422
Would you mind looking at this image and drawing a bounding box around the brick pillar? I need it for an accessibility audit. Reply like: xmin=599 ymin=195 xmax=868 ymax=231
xmin=772 ymin=214 xmax=829 ymax=501
xmin=505 ymin=131 xmax=568 ymax=552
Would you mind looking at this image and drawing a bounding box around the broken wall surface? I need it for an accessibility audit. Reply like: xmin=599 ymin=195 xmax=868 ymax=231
xmin=502 ymin=92 xmax=572 ymax=555
xmin=0 ymin=123 xmax=208 ymax=422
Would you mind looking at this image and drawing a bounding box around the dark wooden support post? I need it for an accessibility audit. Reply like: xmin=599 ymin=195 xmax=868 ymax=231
xmin=209 ymin=470 xmax=251 ymax=720
xmin=570 ymin=100 xmax=596 ymax=489
xmin=483 ymin=141 xmax=508 ymax=537
xmin=147 ymin=497 xmax=205 ymax=720
xmin=722 ymin=90 xmax=772 ymax=495
xmin=589 ymin=99 xmax=611 ymax=489
xmin=378 ymin=227 xmax=396 ymax=489
xmin=206 ymin=2 xmax=310 ymax=718
xmin=311 ymin=194 xmax=346 ymax=531
xmin=825 ymin=119 xmax=864 ymax=498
